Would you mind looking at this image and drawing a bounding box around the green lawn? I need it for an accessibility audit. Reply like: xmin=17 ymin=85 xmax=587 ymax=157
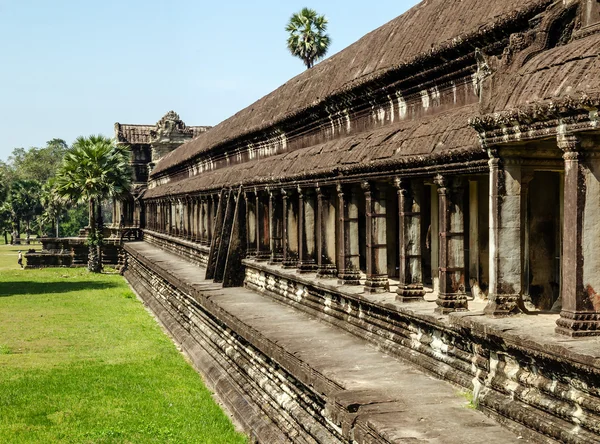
xmin=0 ymin=245 xmax=246 ymax=443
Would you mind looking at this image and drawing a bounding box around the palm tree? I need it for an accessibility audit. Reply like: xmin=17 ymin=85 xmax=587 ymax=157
xmin=286 ymin=8 xmax=331 ymax=69
xmin=40 ymin=179 xmax=66 ymax=238
xmin=55 ymin=135 xmax=131 ymax=272
xmin=7 ymin=179 xmax=42 ymax=244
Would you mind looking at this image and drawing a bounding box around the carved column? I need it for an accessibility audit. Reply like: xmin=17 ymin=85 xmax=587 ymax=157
xmin=186 ymin=196 xmax=192 ymax=239
xmin=269 ymin=189 xmax=283 ymax=264
xmin=207 ymin=195 xmax=214 ymax=244
xmin=396 ymin=178 xmax=425 ymax=302
xmin=363 ymin=181 xmax=388 ymax=293
xmin=316 ymin=186 xmax=337 ymax=278
xmin=484 ymin=155 xmax=527 ymax=316
xmin=297 ymin=187 xmax=317 ymax=272
xmin=200 ymin=196 xmax=208 ymax=244
xmin=556 ymin=135 xmax=600 ymax=336
xmin=255 ymin=189 xmax=270 ymax=260
xmin=195 ymin=196 xmax=200 ymax=241
xmin=179 ymin=199 xmax=184 ymax=236
xmin=337 ymin=183 xmax=361 ymax=285
xmin=283 ymin=189 xmax=299 ymax=268
xmin=435 ymin=175 xmax=468 ymax=313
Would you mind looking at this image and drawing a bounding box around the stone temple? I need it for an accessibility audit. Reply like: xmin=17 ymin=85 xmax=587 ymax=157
xmin=116 ymin=1 xmax=600 ymax=442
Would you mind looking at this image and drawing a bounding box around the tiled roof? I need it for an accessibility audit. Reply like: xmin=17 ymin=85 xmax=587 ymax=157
xmin=151 ymin=0 xmax=551 ymax=175
xmin=145 ymin=104 xmax=481 ymax=198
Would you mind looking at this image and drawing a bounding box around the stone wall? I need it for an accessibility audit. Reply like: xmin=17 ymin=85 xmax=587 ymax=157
xmin=143 ymin=230 xmax=209 ymax=267
xmin=123 ymin=247 xmax=345 ymax=443
xmin=244 ymin=262 xmax=600 ymax=443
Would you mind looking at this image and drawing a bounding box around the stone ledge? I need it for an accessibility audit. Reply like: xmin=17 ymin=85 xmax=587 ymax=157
xmin=243 ymin=259 xmax=600 ymax=372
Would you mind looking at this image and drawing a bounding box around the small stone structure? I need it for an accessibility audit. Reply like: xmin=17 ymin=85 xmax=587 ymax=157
xmin=112 ymin=111 xmax=210 ymax=239
xmin=122 ymin=1 xmax=600 ymax=442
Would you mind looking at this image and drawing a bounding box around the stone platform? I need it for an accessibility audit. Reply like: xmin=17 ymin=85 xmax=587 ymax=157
xmin=123 ymin=241 xmax=535 ymax=443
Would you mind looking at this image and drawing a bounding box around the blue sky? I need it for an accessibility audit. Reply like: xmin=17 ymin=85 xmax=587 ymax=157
xmin=0 ymin=0 xmax=420 ymax=161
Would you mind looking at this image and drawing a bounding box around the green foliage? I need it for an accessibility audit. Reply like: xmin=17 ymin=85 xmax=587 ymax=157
xmin=286 ymin=7 xmax=331 ymax=69
xmin=7 ymin=139 xmax=68 ymax=183
xmin=0 ymin=246 xmax=246 ymax=443
xmin=6 ymin=179 xmax=43 ymax=238
xmin=1 ymin=140 xmax=71 ymax=239
xmin=54 ymin=135 xmax=132 ymax=272
xmin=59 ymin=205 xmax=88 ymax=237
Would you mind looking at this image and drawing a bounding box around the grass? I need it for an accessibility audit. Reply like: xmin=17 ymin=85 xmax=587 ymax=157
xmin=0 ymin=244 xmax=246 ymax=443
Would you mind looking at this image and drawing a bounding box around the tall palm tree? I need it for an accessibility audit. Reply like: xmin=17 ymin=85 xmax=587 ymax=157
xmin=55 ymin=135 xmax=131 ymax=272
xmin=286 ymin=8 xmax=331 ymax=69
xmin=7 ymin=179 xmax=42 ymax=244
xmin=40 ymin=179 xmax=65 ymax=238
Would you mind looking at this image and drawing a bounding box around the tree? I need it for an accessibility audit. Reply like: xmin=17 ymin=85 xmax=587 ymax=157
xmin=39 ymin=179 xmax=66 ymax=238
xmin=0 ymin=203 xmax=12 ymax=244
xmin=55 ymin=135 xmax=131 ymax=272
xmin=286 ymin=8 xmax=331 ymax=69
xmin=8 ymin=139 xmax=69 ymax=183
xmin=6 ymin=179 xmax=43 ymax=244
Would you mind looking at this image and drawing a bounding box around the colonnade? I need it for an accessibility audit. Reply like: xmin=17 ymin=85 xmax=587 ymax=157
xmin=142 ymin=132 xmax=600 ymax=336
xmin=145 ymin=194 xmax=218 ymax=246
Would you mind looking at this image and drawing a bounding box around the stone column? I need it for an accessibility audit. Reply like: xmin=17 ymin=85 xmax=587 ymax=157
xmin=337 ymin=183 xmax=361 ymax=285
xmin=363 ymin=181 xmax=388 ymax=293
xmin=200 ymin=196 xmax=207 ymax=244
xmin=177 ymin=198 xmax=185 ymax=237
xmin=207 ymin=195 xmax=214 ymax=244
xmin=297 ymin=187 xmax=317 ymax=272
xmin=435 ymin=175 xmax=468 ymax=313
xmin=484 ymin=155 xmax=527 ymax=316
xmin=282 ymin=189 xmax=299 ymax=268
xmin=186 ymin=197 xmax=192 ymax=239
xmin=194 ymin=197 xmax=200 ymax=242
xmin=255 ymin=189 xmax=270 ymax=260
xmin=269 ymin=189 xmax=283 ymax=264
xmin=396 ymin=178 xmax=425 ymax=302
xmin=316 ymin=186 xmax=337 ymax=278
xmin=556 ymin=135 xmax=600 ymax=336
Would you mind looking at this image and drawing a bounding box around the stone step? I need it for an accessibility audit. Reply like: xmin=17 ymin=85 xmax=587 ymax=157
xmin=124 ymin=241 xmax=531 ymax=443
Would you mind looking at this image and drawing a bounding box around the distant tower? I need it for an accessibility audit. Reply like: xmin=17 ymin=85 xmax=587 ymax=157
xmin=112 ymin=111 xmax=210 ymax=235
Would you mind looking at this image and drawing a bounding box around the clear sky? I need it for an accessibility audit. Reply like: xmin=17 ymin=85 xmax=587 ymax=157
xmin=0 ymin=0 xmax=420 ymax=161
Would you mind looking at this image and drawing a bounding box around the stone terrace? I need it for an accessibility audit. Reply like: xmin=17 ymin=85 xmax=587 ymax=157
xmin=124 ymin=241 xmax=524 ymax=443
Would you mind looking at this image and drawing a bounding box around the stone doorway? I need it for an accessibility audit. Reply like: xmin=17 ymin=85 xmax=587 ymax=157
xmin=525 ymin=171 xmax=563 ymax=312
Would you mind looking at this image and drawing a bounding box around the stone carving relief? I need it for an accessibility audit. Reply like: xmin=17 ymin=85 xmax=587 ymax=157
xmin=150 ymin=111 xmax=195 ymax=165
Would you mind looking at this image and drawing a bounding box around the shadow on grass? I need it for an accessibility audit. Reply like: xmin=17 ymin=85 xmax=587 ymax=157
xmin=0 ymin=281 xmax=120 ymax=297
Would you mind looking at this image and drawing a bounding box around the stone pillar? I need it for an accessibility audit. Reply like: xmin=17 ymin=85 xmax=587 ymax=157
xmin=269 ymin=189 xmax=284 ymax=264
xmin=297 ymin=187 xmax=317 ymax=272
xmin=396 ymin=178 xmax=425 ymax=302
xmin=207 ymin=195 xmax=214 ymax=244
xmin=556 ymin=135 xmax=600 ymax=336
xmin=186 ymin=197 xmax=192 ymax=239
xmin=363 ymin=181 xmax=388 ymax=293
xmin=484 ymin=156 xmax=527 ymax=316
xmin=282 ymin=189 xmax=299 ymax=268
xmin=255 ymin=189 xmax=270 ymax=260
xmin=179 ymin=199 xmax=185 ymax=236
xmin=337 ymin=183 xmax=361 ymax=285
xmin=316 ymin=186 xmax=337 ymax=278
xmin=245 ymin=191 xmax=256 ymax=257
xmin=194 ymin=197 xmax=200 ymax=242
xmin=200 ymin=197 xmax=207 ymax=244
xmin=435 ymin=175 xmax=468 ymax=313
